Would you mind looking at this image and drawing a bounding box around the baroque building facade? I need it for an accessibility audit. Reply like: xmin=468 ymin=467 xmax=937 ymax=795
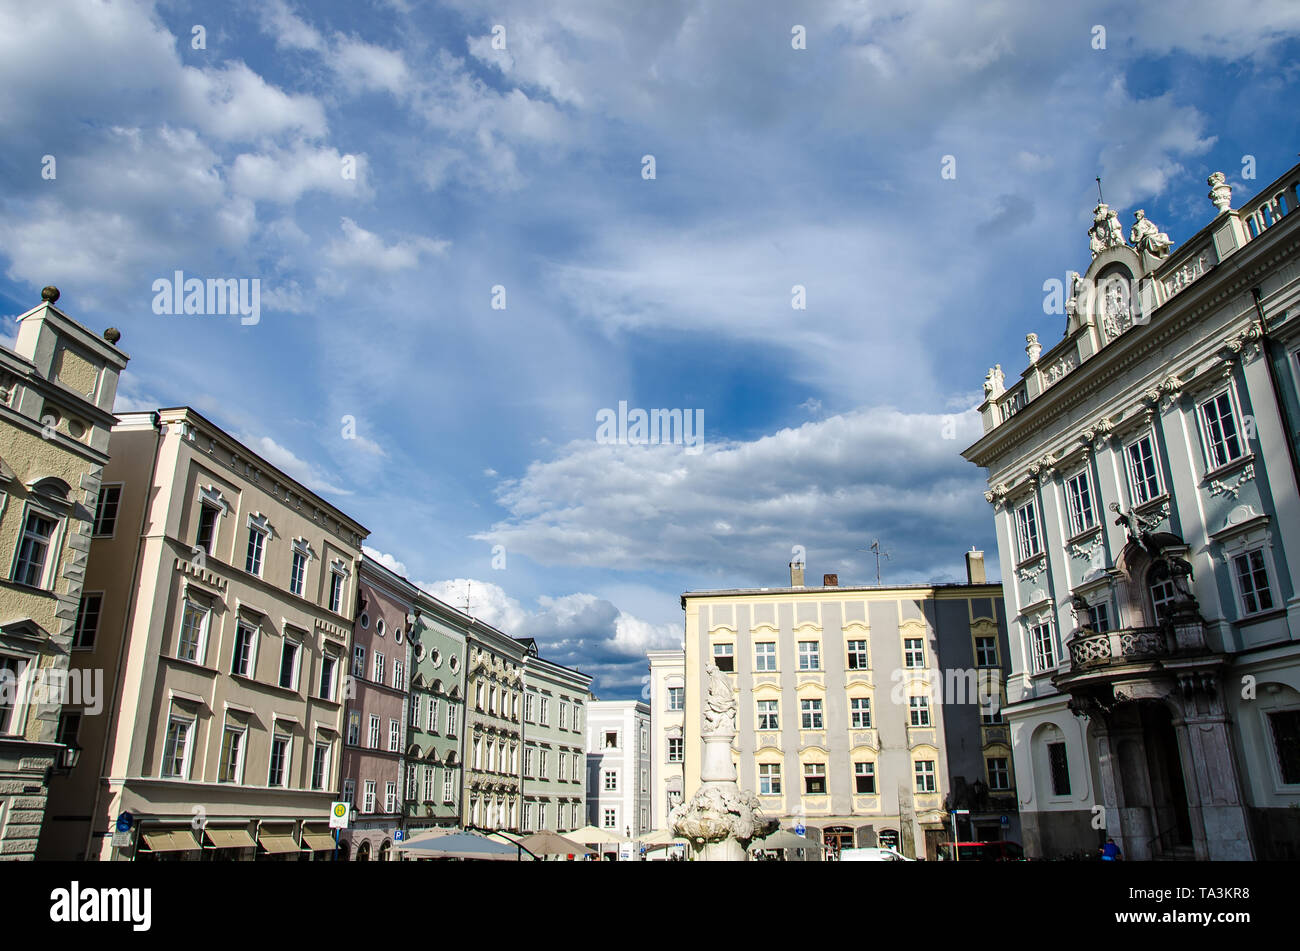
xmin=461 ymin=623 xmax=527 ymax=831
xmin=519 ymin=641 xmax=591 ymax=834
xmin=0 ymin=289 xmax=127 ymax=860
xmin=40 ymin=407 xmax=366 ymax=860
xmin=963 ymin=161 xmax=1300 ymax=859
xmin=675 ymin=560 xmax=1012 ymax=858
xmin=586 ymin=700 xmax=651 ymax=837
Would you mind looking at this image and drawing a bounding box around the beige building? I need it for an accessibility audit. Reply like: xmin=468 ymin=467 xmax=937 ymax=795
xmin=647 ymin=649 xmax=685 ymax=830
xmin=0 ymin=288 xmax=128 ymax=860
xmin=40 ymin=407 xmax=367 ymax=860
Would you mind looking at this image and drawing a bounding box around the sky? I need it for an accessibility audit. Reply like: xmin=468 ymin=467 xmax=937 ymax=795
xmin=2 ymin=0 xmax=1299 ymax=699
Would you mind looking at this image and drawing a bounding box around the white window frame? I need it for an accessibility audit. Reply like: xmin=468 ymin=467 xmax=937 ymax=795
xmin=373 ymin=651 xmax=385 ymax=684
xmin=1030 ymin=619 xmax=1058 ymax=673
xmin=850 ymin=696 xmax=872 ymax=729
xmin=754 ymin=641 xmax=777 ymax=671
xmin=219 ymin=725 xmax=246 ymax=784
xmin=1198 ymin=387 xmax=1247 ymax=473
xmin=1231 ymin=546 xmax=1277 ymax=617
xmin=800 ymin=698 xmax=823 ymax=730
xmin=347 ymin=711 xmax=361 ymax=745
xmin=1015 ymin=498 xmax=1041 ymax=561
xmin=231 ymin=620 xmax=259 ymax=678
xmin=319 ymin=651 xmax=338 ymax=701
xmin=267 ymin=730 xmax=291 ymax=787
xmin=757 ymin=699 xmax=779 ymax=731
xmin=161 ymin=712 xmax=196 ymax=779
xmin=1064 ymin=469 xmax=1097 ymax=537
xmin=0 ymin=652 xmax=34 ymax=737
xmin=368 ymin=715 xmax=381 ymax=750
xmin=11 ymin=503 xmax=63 ymax=590
xmin=289 ymin=547 xmax=308 ymax=597
xmin=854 ymin=761 xmax=876 ymax=795
xmin=389 ymin=718 xmax=400 ymax=753
xmin=311 ymin=739 xmax=331 ymax=790
xmin=667 ymin=737 xmax=683 ymax=762
xmin=904 ymin=637 xmax=926 ymax=668
xmin=758 ymin=763 xmax=781 ymax=795
xmin=328 ymin=563 xmax=348 ymax=614
xmin=363 ymin=780 xmax=376 ymax=813
xmin=245 ymin=516 xmax=269 ymax=577
xmin=1124 ymin=431 xmax=1163 ymax=505
xmin=667 ymin=686 xmax=684 ymax=711
xmin=177 ymin=599 xmax=211 ymax=664
xmin=909 ymin=695 xmax=931 ymax=727
xmin=278 ymin=636 xmax=301 ymax=691
xmin=914 ymin=759 xmax=936 ymax=793
xmin=797 ymin=640 xmax=820 ymax=671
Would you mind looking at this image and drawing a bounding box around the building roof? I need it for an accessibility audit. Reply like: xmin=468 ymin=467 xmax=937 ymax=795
xmin=681 ymin=580 xmax=1003 ymax=607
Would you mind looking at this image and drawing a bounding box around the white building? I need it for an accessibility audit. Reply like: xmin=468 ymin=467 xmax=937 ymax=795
xmin=647 ymin=649 xmax=685 ymax=831
xmin=586 ymin=700 xmax=650 ymax=838
xmin=963 ymin=161 xmax=1300 ymax=860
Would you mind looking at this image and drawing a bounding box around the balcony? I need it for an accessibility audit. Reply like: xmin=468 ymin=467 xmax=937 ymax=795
xmin=1066 ymin=626 xmax=1169 ymax=669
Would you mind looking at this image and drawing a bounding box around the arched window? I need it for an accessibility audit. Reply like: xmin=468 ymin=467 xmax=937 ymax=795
xmin=1149 ymin=574 xmax=1178 ymax=624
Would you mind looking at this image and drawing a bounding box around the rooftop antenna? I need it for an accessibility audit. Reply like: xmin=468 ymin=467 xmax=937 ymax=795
xmin=464 ymin=580 xmax=472 ymax=617
xmin=1095 ymin=176 xmax=1104 ymax=204
xmin=856 ymin=539 xmax=891 ymax=586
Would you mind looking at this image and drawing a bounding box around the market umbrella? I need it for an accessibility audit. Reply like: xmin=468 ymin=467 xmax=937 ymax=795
xmin=639 ymin=827 xmax=688 ymax=846
xmin=753 ymin=829 xmax=823 ymax=852
xmin=519 ymin=831 xmax=594 ymax=857
xmin=568 ymin=824 xmax=630 ymax=845
xmin=395 ymin=831 xmax=522 ymax=860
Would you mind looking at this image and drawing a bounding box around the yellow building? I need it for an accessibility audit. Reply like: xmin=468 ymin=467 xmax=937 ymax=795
xmin=0 ymin=287 xmax=128 ymax=860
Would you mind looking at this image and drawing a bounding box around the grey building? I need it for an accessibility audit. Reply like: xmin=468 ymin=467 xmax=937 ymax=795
xmin=520 ymin=640 xmax=591 ymax=834
xmin=586 ymin=700 xmax=651 ymax=837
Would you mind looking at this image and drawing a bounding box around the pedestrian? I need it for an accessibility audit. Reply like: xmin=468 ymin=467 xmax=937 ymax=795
xmin=1100 ymin=838 xmax=1122 ymax=861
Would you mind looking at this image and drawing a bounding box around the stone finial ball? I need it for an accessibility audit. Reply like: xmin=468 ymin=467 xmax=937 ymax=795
xmin=104 ymin=327 xmax=121 ymax=344
xmin=41 ymin=286 xmax=60 ymax=303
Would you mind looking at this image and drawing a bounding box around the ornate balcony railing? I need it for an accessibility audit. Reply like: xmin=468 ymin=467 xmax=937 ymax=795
xmin=1066 ymin=626 xmax=1170 ymax=669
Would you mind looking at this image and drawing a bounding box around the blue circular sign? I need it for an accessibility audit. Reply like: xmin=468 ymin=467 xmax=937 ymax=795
xmin=795 ymin=823 xmax=806 ymax=836
xmin=115 ymin=812 xmax=134 ymax=832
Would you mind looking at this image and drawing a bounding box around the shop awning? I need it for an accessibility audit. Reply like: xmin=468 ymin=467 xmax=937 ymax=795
xmin=302 ymin=832 xmax=338 ymax=851
xmin=205 ymin=828 xmax=256 ymax=849
xmin=142 ymin=829 xmax=201 ymax=852
xmin=257 ymin=831 xmax=301 ymax=853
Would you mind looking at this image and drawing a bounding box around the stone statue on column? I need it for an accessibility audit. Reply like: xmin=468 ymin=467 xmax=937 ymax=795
xmin=1130 ymin=210 xmax=1173 ymax=258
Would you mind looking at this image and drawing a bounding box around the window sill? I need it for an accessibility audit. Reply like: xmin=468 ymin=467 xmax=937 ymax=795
xmin=1065 ymin=525 xmax=1102 ymax=547
xmin=1134 ymin=493 xmax=1170 ymax=515
xmin=164 ymin=655 xmax=217 ymax=675
xmin=1015 ymin=553 xmax=1045 ymax=572
xmin=1201 ymin=451 xmax=1255 ymax=485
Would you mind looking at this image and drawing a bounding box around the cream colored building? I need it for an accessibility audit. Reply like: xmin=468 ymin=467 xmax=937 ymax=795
xmin=647 ymin=649 xmax=685 ymax=830
xmin=40 ymin=407 xmax=367 ymax=860
xmin=0 ymin=288 xmax=128 ymax=860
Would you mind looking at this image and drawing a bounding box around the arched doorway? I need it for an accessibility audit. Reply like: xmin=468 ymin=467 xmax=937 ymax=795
xmin=379 ymin=839 xmax=392 ymax=862
xmin=356 ymin=840 xmax=371 ymax=862
xmin=823 ymin=825 xmax=854 ymax=856
xmin=1139 ymin=702 xmax=1192 ymax=854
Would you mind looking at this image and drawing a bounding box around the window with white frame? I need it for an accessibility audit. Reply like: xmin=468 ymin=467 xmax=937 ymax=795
xmin=368 ymin=715 xmax=381 ymax=749
xmin=245 ymin=519 xmax=267 ymax=576
xmin=231 ymin=621 xmax=257 ymax=677
xmin=909 ymin=695 xmax=931 ymax=727
xmin=800 ymin=698 xmax=823 ymax=730
xmin=268 ymin=730 xmax=290 ymax=787
xmin=603 ymin=770 xmax=617 ymax=790
xmin=559 ymin=752 xmax=567 ymax=781
xmin=904 ymin=637 xmax=925 ymax=668
xmin=975 ymin=635 xmax=998 ymax=667
xmin=1199 ymin=389 xmax=1245 ymax=470
xmin=539 ymin=697 xmax=550 ymax=726
xmin=1125 ymin=433 xmax=1162 ymax=504
xmin=667 ymin=687 xmax=684 ymax=711
xmin=177 ymin=600 xmax=209 ymax=663
xmin=73 ymin=593 xmax=102 ymax=650
xmin=1233 ymin=548 xmax=1275 ymax=616
xmin=329 ymin=566 xmax=346 ymax=614
xmin=446 ymin=704 xmax=456 ymax=735
xmin=279 ymin=638 xmax=300 ymax=690
xmin=1015 ymin=499 xmax=1041 ymax=561
xmin=1088 ymin=601 xmax=1113 ymax=633
xmin=410 ymin=694 xmax=421 ymax=726
xmin=754 ymin=642 xmax=777 ymax=671
xmin=422 ymin=766 xmax=436 ymax=802
xmin=538 ymin=749 xmax=549 ymax=779
xmin=759 ymin=763 xmax=781 ymax=795
xmin=757 ymin=699 xmax=779 ymax=731
xmin=352 ymin=644 xmax=366 ymax=679
xmin=914 ymin=759 xmax=936 ymax=793
xmin=406 ymin=763 xmax=419 ymax=801
xmin=850 ymin=696 xmax=872 ymax=729
xmin=1065 ymin=470 xmax=1097 ymax=536
xmin=289 ymin=547 xmax=308 ymax=597
xmin=797 ymin=641 xmax=820 ymax=670
xmin=428 ymin=697 xmax=439 ymax=732
xmin=389 ymin=718 xmax=399 ymax=752
xmin=667 ymin=737 xmax=683 ymax=762
xmin=92 ymin=484 xmax=122 ymax=537
xmin=523 ymin=746 xmax=534 ymax=777
xmin=1149 ymin=576 xmax=1179 ymax=624
xmin=713 ymin=642 xmax=735 ymax=672
xmin=846 ymin=640 xmax=869 ymax=669
xmin=393 ymin=660 xmax=405 ymax=691
xmin=342 ymin=779 xmax=355 ymax=806
xmin=987 ymin=756 xmax=1011 ymax=791
xmin=319 ymin=652 xmax=337 ymax=701
xmin=347 ymin=711 xmax=361 ymax=746
xmin=603 ymin=808 xmax=617 ymax=829
xmin=559 ymin=701 xmax=568 ymax=730
xmin=1030 ymin=620 xmax=1057 ymax=672
xmin=373 ymin=651 xmax=384 ymax=684
xmin=854 ymin=761 xmax=876 ymax=794
xmin=12 ymin=508 xmax=58 ymax=588
xmin=312 ymin=740 xmax=330 ymax=790
xmin=524 ymin=691 xmax=535 ymax=721
xmin=0 ymin=654 xmax=30 ymax=735
xmin=803 ymin=763 xmax=827 ymax=795
xmin=161 ymin=713 xmax=194 ymax=778
xmin=385 ymin=781 xmax=398 ymax=813
xmin=443 ymin=772 xmax=455 ymax=803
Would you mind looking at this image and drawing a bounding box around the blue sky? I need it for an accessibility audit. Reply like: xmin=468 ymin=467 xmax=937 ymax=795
xmin=2 ymin=0 xmax=1299 ymax=698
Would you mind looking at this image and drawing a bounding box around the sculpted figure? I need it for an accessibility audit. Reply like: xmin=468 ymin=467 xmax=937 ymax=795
xmin=703 ymin=661 xmax=737 ymax=735
xmin=1130 ymin=210 xmax=1172 ymax=257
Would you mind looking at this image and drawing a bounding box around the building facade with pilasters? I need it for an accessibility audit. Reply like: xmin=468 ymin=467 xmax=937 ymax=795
xmin=519 ymin=642 xmax=591 ymax=834
xmin=963 ymin=160 xmax=1300 ymax=860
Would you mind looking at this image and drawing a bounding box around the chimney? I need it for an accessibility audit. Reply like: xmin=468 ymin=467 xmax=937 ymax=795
xmin=789 ymin=561 xmax=805 ymax=587
xmin=822 ymin=573 xmax=838 ymax=587
xmin=965 ymin=548 xmax=986 ymax=584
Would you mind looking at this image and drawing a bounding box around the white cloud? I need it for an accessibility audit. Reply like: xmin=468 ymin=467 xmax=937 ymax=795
xmin=324 ymin=218 xmax=450 ymax=272
xmin=239 ymin=434 xmax=351 ymax=497
xmin=363 ymin=546 xmax=409 ymax=577
xmin=229 ymin=145 xmax=369 ymax=204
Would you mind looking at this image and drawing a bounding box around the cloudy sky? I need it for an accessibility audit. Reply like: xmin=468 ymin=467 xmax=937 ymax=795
xmin=3 ymin=1 xmax=1298 ymax=698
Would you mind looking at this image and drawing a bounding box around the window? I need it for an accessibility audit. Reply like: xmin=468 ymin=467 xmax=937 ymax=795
xmin=195 ymin=504 xmax=219 ymax=555
xmin=161 ymin=715 xmax=193 ymax=778
xmin=538 ymin=750 xmax=549 ymax=779
xmin=975 ymin=636 xmax=998 ymax=667
xmin=1200 ymin=390 xmax=1244 ymax=470
xmin=1149 ymin=577 xmax=1179 ymax=624
xmin=92 ymin=484 xmax=121 ymax=537
xmin=1125 ymin=433 xmax=1162 ymax=504
xmin=393 ymin=660 xmax=405 ymax=691
xmin=754 ymin=642 xmax=777 ymax=671
xmin=1015 ymin=499 xmax=1041 ymax=561
xmin=1268 ymin=710 xmax=1300 ymax=785
xmin=488 ymin=685 xmax=497 ymax=715
xmin=987 ymin=756 xmax=1011 ymax=791
xmin=523 ymin=746 xmax=534 ymax=777
xmin=559 ymin=701 xmax=568 ymax=730
xmin=846 ymin=640 xmax=869 ymax=669
xmin=539 ymin=697 xmax=551 ymax=726
xmin=428 ymin=697 xmax=439 ymax=732
xmin=268 ymin=732 xmax=290 ymax=787
xmin=347 ymin=711 xmax=361 ymax=746
xmin=373 ymin=651 xmax=385 ymax=684
xmin=904 ymin=637 xmax=925 ymax=668
xmin=385 ymin=781 xmax=398 ymax=813
xmin=406 ymin=763 xmax=419 ymax=801
xmin=604 ymin=770 xmax=618 ymax=791
xmin=245 ymin=524 xmax=266 ymax=576
xmin=446 ymin=705 xmax=457 ymax=736
xmin=231 ymin=622 xmax=257 ymax=677
xmin=1031 ymin=621 xmax=1057 ymax=673
xmin=759 ymin=763 xmax=782 ymax=795
xmin=713 ymin=643 xmax=735 ymax=672
xmin=279 ymin=639 xmax=300 ymax=690
xmin=218 ymin=722 xmax=244 ymax=784
xmin=289 ymin=550 xmax=307 ymax=597
xmin=559 ymin=752 xmax=568 ymax=781
xmin=909 ymin=696 xmax=931 ymax=727
xmin=0 ymin=655 xmax=29 ymax=734
xmin=410 ymin=694 xmax=421 ymax=727
xmin=850 ymin=697 xmax=872 ymax=729
xmin=310 ymin=738 xmax=328 ymax=789
xmin=523 ymin=691 xmax=534 ymax=721
xmin=363 ymin=780 xmax=376 ymax=813
xmin=1065 ymin=470 xmax=1096 ymax=536
xmin=389 ymin=719 xmax=399 ymax=753
xmin=443 ymin=772 xmax=455 ymax=803
xmin=803 ymin=763 xmax=827 ymax=795
xmin=800 ymin=698 xmax=823 ymax=730
xmin=329 ymin=569 xmax=345 ymax=614
xmin=73 ymin=593 xmax=102 ymax=650
xmin=667 ymin=687 xmax=684 ymax=711
xmin=757 ymin=699 xmax=779 ymax=731
xmin=1048 ymin=742 xmax=1071 ymax=796
xmin=914 ymin=760 xmax=936 ymax=793
xmin=798 ymin=641 xmax=820 ymax=670
xmin=56 ymin=711 xmax=81 ymax=750
xmin=1088 ymin=602 xmax=1112 ymax=633
xmin=603 ymin=808 xmax=617 ymax=829
xmin=604 ymin=730 xmax=619 ymax=749
xmin=667 ymin=737 xmax=683 ymax=762
xmin=1233 ymin=549 xmax=1275 ymax=616
xmin=855 ymin=761 xmax=876 ymax=794
xmin=177 ymin=601 xmax=209 ymax=663
xmin=423 ymin=766 xmax=436 ymax=802
xmin=13 ymin=509 xmax=57 ymax=587
xmin=319 ymin=652 xmax=337 ymax=701
xmin=352 ymin=644 xmax=366 ymax=679
xmin=342 ymin=779 xmax=355 ymax=807
xmin=368 ymin=715 xmax=381 ymax=749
